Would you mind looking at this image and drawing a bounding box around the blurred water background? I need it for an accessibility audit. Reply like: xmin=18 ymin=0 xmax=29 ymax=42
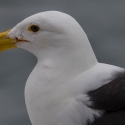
xmin=0 ymin=1 xmax=125 ymax=125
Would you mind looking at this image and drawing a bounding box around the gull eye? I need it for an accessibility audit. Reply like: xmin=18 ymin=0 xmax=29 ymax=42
xmin=28 ymin=25 xmax=40 ymax=33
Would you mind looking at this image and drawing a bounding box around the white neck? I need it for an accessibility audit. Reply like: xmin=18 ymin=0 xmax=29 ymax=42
xmin=25 ymin=41 xmax=98 ymax=125
xmin=35 ymin=35 xmax=98 ymax=77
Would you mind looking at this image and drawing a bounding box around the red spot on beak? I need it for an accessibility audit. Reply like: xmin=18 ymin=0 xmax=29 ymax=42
xmin=15 ymin=37 xmax=19 ymax=41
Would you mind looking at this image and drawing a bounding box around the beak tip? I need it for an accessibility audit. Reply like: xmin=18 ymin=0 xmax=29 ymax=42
xmin=0 ymin=29 xmax=17 ymax=52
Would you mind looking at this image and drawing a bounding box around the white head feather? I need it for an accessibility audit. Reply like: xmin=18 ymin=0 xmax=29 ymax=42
xmin=8 ymin=11 xmax=97 ymax=72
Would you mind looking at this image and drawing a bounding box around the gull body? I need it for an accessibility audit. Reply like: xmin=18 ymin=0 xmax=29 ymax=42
xmin=0 ymin=11 xmax=125 ymax=125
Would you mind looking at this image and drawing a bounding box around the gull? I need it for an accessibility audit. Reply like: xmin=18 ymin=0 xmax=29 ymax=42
xmin=0 ymin=11 xmax=125 ymax=125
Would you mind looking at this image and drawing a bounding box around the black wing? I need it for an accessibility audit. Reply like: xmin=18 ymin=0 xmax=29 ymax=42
xmin=88 ymin=72 xmax=125 ymax=111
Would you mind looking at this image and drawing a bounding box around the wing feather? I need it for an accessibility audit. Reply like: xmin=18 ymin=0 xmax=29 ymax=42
xmin=88 ymin=72 xmax=125 ymax=111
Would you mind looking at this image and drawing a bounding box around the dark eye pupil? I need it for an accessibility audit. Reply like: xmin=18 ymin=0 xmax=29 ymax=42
xmin=31 ymin=25 xmax=39 ymax=32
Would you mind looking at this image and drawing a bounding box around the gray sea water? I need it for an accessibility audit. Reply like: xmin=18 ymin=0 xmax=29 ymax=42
xmin=0 ymin=1 xmax=125 ymax=125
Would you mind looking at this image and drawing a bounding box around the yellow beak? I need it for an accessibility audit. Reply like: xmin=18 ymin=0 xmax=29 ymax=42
xmin=0 ymin=30 xmax=17 ymax=52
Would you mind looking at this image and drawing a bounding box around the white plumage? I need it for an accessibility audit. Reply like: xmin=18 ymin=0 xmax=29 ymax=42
xmin=2 ymin=11 xmax=125 ymax=125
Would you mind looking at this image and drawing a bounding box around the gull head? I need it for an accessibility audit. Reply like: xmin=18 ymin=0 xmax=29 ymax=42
xmin=0 ymin=11 xmax=97 ymax=71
